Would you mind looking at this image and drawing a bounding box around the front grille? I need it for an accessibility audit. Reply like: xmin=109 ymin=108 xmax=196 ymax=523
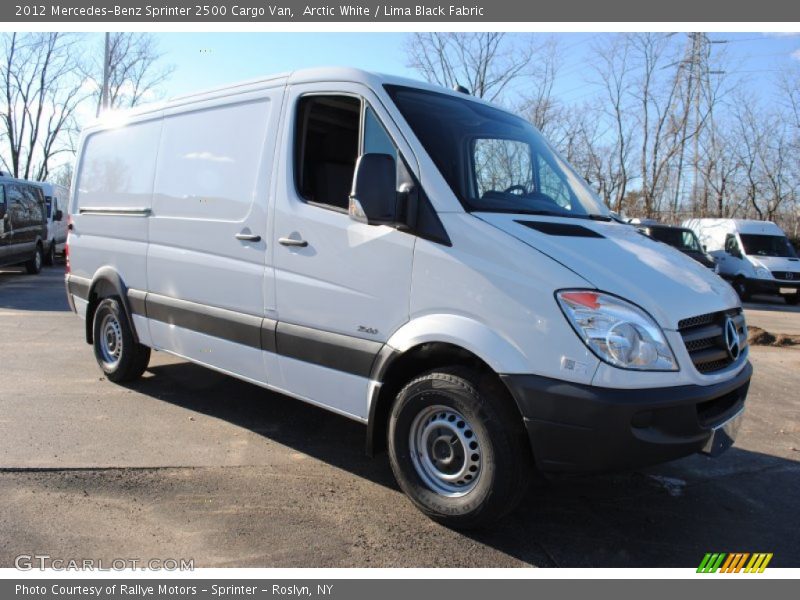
xmin=678 ymin=308 xmax=746 ymax=374
xmin=771 ymin=271 xmax=798 ymax=281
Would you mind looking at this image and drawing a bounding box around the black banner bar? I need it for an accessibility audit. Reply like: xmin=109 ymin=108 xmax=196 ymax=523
xmin=3 ymin=579 xmax=797 ymax=600
xmin=4 ymin=0 xmax=800 ymax=22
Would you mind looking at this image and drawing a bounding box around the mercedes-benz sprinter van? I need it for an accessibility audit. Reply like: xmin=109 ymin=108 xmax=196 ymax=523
xmin=36 ymin=181 xmax=69 ymax=265
xmin=66 ymin=68 xmax=752 ymax=527
xmin=684 ymin=218 xmax=799 ymax=304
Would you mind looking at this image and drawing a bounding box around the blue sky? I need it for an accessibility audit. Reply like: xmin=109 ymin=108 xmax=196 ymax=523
xmin=137 ymin=32 xmax=800 ymax=106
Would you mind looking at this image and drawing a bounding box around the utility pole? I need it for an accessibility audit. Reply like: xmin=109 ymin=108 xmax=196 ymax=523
xmin=99 ymin=32 xmax=110 ymax=117
xmin=672 ymin=33 xmax=725 ymax=218
xmin=672 ymin=33 xmax=703 ymax=216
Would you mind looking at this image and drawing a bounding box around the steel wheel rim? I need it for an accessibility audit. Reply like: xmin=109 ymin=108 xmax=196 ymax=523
xmin=34 ymin=249 xmax=41 ymax=270
xmin=409 ymin=403 xmax=482 ymax=497
xmin=99 ymin=312 xmax=123 ymax=367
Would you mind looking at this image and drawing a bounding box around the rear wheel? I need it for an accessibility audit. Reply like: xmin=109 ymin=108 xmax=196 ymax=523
xmin=43 ymin=240 xmax=56 ymax=266
xmin=25 ymin=244 xmax=43 ymax=274
xmin=387 ymin=367 xmax=532 ymax=529
xmin=92 ymin=297 xmax=150 ymax=383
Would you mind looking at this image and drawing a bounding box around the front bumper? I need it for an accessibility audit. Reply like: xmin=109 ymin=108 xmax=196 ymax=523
xmin=744 ymin=278 xmax=799 ymax=295
xmin=501 ymin=361 xmax=752 ymax=473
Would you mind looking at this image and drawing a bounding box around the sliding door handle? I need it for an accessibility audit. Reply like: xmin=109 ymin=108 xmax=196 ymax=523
xmin=278 ymin=237 xmax=308 ymax=248
xmin=235 ymin=232 xmax=261 ymax=242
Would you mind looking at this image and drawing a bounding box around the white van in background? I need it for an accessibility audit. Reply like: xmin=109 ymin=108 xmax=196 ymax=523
xmin=35 ymin=182 xmax=69 ymax=265
xmin=65 ymin=68 xmax=752 ymax=527
xmin=683 ymin=219 xmax=799 ymax=305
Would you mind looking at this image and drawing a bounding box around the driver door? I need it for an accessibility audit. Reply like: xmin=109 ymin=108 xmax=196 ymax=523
xmin=271 ymin=83 xmax=416 ymax=420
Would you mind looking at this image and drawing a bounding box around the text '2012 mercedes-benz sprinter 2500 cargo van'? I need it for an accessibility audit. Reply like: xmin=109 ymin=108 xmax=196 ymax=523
xmin=65 ymin=68 xmax=752 ymax=528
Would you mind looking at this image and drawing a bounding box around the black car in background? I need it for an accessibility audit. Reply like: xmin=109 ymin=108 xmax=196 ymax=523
xmin=0 ymin=176 xmax=49 ymax=274
xmin=638 ymin=223 xmax=717 ymax=270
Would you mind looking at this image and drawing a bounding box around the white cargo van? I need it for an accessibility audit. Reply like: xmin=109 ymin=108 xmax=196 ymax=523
xmin=66 ymin=68 xmax=752 ymax=527
xmin=683 ymin=218 xmax=799 ymax=305
xmin=36 ymin=182 xmax=69 ymax=265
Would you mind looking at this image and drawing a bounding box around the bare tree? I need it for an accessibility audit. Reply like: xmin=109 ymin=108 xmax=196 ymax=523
xmin=520 ymin=37 xmax=562 ymax=133
xmin=405 ymin=33 xmax=537 ymax=102
xmin=0 ymin=32 xmax=85 ymax=181
xmin=697 ymin=117 xmax=740 ymax=218
xmin=88 ymin=32 xmax=173 ymax=115
xmin=588 ymin=35 xmax=636 ymax=212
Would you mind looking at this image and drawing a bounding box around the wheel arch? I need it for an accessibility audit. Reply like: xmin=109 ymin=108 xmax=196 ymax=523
xmin=365 ymin=315 xmax=531 ymax=456
xmin=84 ymin=267 xmax=138 ymax=345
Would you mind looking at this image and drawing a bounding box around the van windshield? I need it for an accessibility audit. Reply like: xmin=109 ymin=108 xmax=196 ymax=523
xmin=740 ymin=234 xmax=798 ymax=258
xmin=385 ymin=85 xmax=609 ymax=219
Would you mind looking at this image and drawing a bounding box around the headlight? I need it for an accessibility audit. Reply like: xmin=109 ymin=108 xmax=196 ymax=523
xmin=754 ymin=266 xmax=772 ymax=279
xmin=556 ymin=290 xmax=678 ymax=371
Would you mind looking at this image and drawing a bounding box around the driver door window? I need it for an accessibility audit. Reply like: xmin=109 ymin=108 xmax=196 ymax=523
xmin=294 ymin=96 xmax=399 ymax=212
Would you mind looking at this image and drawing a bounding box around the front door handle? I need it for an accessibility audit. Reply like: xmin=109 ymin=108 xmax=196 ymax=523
xmin=278 ymin=237 xmax=308 ymax=248
xmin=235 ymin=232 xmax=261 ymax=242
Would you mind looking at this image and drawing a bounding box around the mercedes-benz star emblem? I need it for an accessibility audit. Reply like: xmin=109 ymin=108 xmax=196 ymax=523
xmin=723 ymin=317 xmax=740 ymax=361
xmin=787 ymin=272 xmax=794 ymax=280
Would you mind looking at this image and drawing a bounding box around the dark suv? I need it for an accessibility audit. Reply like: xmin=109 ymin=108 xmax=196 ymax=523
xmin=0 ymin=177 xmax=49 ymax=274
xmin=639 ymin=224 xmax=717 ymax=270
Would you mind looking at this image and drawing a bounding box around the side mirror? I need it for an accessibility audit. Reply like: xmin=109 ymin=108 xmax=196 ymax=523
xmin=701 ymin=244 xmax=707 ymax=252
xmin=54 ymin=209 xmax=63 ymax=222
xmin=349 ymin=153 xmax=399 ymax=226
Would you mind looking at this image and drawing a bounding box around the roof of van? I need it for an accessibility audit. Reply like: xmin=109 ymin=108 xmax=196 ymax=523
xmin=683 ymin=218 xmax=785 ymax=235
xmin=0 ymin=174 xmax=41 ymax=185
xmin=82 ymin=66 xmax=503 ymax=132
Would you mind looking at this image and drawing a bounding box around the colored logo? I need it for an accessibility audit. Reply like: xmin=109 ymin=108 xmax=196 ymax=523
xmin=697 ymin=553 xmax=773 ymax=573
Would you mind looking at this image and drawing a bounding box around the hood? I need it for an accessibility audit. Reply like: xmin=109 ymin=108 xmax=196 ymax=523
xmin=476 ymin=213 xmax=739 ymax=330
xmin=747 ymin=255 xmax=800 ymax=272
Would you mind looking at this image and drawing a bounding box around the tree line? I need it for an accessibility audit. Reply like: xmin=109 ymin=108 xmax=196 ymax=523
xmin=0 ymin=32 xmax=171 ymax=186
xmin=2 ymin=32 xmax=798 ymax=239
xmin=407 ymin=33 xmax=800 ymax=238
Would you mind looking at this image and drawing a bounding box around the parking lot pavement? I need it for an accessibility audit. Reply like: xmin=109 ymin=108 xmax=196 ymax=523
xmin=744 ymin=294 xmax=800 ymax=336
xmin=1 ymin=266 xmax=799 ymax=567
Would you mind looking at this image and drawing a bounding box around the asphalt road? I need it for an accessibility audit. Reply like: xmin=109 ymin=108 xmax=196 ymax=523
xmin=1 ymin=265 xmax=799 ymax=568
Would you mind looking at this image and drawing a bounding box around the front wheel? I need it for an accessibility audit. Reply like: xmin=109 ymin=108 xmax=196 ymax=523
xmin=783 ymin=293 xmax=800 ymax=306
xmin=92 ymin=297 xmax=151 ymax=383
xmin=732 ymin=277 xmax=749 ymax=301
xmin=25 ymin=244 xmax=43 ymax=274
xmin=388 ymin=368 xmax=532 ymax=529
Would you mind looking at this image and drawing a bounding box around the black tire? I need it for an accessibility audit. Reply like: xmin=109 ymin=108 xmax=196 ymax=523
xmin=784 ymin=294 xmax=800 ymax=306
xmin=92 ymin=297 xmax=150 ymax=383
xmin=732 ymin=277 xmax=749 ymax=301
xmin=25 ymin=244 xmax=43 ymax=274
xmin=43 ymin=241 xmax=56 ymax=266
xmin=387 ymin=367 xmax=532 ymax=529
